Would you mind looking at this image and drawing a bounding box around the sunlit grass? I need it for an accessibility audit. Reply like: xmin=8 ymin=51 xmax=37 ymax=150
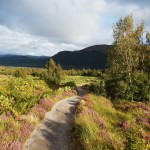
xmin=72 ymin=94 xmax=150 ymax=150
xmin=62 ymin=75 xmax=99 ymax=86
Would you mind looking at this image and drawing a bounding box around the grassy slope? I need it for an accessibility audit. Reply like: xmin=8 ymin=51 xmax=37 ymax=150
xmin=72 ymin=94 xmax=150 ymax=150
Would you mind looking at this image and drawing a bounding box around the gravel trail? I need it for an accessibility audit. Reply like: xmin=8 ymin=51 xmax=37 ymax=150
xmin=23 ymin=96 xmax=81 ymax=150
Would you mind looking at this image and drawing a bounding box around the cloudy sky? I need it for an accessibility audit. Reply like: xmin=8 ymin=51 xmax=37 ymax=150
xmin=0 ymin=0 xmax=150 ymax=56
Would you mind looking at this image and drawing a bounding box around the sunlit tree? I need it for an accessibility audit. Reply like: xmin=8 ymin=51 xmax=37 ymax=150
xmin=45 ymin=59 xmax=62 ymax=87
xmin=107 ymin=15 xmax=150 ymax=101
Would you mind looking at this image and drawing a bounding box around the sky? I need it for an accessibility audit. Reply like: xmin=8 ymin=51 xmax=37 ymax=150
xmin=0 ymin=0 xmax=150 ymax=56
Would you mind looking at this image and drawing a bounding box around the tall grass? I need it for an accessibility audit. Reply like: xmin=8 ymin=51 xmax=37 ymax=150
xmin=72 ymin=94 xmax=150 ymax=150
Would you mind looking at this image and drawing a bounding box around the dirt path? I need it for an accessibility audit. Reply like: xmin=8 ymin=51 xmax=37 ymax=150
xmin=23 ymin=96 xmax=81 ymax=150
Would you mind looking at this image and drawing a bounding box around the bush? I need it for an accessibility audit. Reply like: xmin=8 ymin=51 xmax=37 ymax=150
xmin=132 ymin=71 xmax=150 ymax=102
xmin=63 ymin=69 xmax=102 ymax=77
xmin=13 ymin=68 xmax=28 ymax=78
xmin=43 ymin=59 xmax=63 ymax=87
xmin=90 ymin=80 xmax=106 ymax=96
xmin=106 ymin=79 xmax=130 ymax=100
xmin=105 ymin=71 xmax=150 ymax=102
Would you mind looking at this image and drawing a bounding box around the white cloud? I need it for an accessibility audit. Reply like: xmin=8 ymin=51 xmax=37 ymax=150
xmin=0 ymin=25 xmax=83 ymax=56
xmin=0 ymin=0 xmax=150 ymax=55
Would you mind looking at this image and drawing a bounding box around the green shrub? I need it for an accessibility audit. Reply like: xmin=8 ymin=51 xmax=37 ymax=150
xmin=106 ymin=79 xmax=130 ymax=100
xmin=90 ymin=80 xmax=106 ymax=96
xmin=132 ymin=71 xmax=150 ymax=102
xmin=105 ymin=71 xmax=150 ymax=102
xmin=13 ymin=68 xmax=28 ymax=78
xmin=43 ymin=59 xmax=63 ymax=87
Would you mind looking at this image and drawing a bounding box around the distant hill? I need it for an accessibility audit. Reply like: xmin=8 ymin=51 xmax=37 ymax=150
xmin=52 ymin=45 xmax=111 ymax=69
xmin=0 ymin=54 xmax=49 ymax=68
xmin=0 ymin=45 xmax=111 ymax=69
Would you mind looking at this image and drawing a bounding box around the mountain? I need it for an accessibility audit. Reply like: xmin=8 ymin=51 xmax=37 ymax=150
xmin=0 ymin=54 xmax=49 ymax=68
xmin=0 ymin=45 xmax=111 ymax=69
xmin=51 ymin=45 xmax=111 ymax=69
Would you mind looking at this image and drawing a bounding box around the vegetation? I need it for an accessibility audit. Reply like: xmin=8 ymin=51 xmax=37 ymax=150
xmin=106 ymin=15 xmax=150 ymax=101
xmin=0 ymin=15 xmax=149 ymax=150
xmin=90 ymin=15 xmax=150 ymax=102
xmin=63 ymin=69 xmax=102 ymax=77
xmin=72 ymin=15 xmax=150 ymax=150
xmin=62 ymin=75 xmax=99 ymax=87
xmin=13 ymin=68 xmax=28 ymax=78
xmin=72 ymin=94 xmax=150 ymax=150
xmin=0 ymin=67 xmax=76 ymax=149
xmin=43 ymin=59 xmax=63 ymax=87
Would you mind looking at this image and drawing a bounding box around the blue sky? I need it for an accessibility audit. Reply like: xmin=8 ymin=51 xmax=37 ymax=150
xmin=0 ymin=0 xmax=150 ymax=56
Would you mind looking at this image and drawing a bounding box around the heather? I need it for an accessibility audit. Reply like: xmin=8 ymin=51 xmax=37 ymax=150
xmin=0 ymin=14 xmax=149 ymax=150
xmin=72 ymin=94 xmax=150 ymax=150
xmin=0 ymin=73 xmax=75 ymax=149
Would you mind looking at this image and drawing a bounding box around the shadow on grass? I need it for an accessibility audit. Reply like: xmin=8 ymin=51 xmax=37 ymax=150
xmin=44 ymin=80 xmax=76 ymax=90
xmin=60 ymin=81 xmax=76 ymax=88
xmin=71 ymin=124 xmax=86 ymax=150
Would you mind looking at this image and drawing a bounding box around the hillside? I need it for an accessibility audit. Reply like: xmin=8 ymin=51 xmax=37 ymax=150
xmin=0 ymin=45 xmax=111 ymax=69
xmin=0 ymin=54 xmax=49 ymax=68
xmin=52 ymin=45 xmax=111 ymax=69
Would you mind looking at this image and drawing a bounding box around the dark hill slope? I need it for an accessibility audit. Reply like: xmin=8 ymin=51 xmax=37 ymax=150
xmin=0 ymin=45 xmax=111 ymax=69
xmin=0 ymin=55 xmax=49 ymax=68
xmin=52 ymin=45 xmax=111 ymax=69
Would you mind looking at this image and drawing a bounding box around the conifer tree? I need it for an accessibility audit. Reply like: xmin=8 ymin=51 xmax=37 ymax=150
xmin=45 ymin=59 xmax=62 ymax=87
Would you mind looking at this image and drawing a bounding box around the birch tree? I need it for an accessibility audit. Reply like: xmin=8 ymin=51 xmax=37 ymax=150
xmin=107 ymin=15 xmax=147 ymax=100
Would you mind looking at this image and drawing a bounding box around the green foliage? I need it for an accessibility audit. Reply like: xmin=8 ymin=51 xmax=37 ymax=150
xmin=0 ymin=66 xmax=46 ymax=79
xmin=90 ymin=80 xmax=106 ymax=96
xmin=109 ymin=15 xmax=140 ymax=82
xmin=0 ymin=95 xmax=13 ymax=114
xmin=62 ymin=75 xmax=99 ymax=86
xmin=105 ymin=70 xmax=150 ymax=101
xmin=30 ymin=68 xmax=46 ymax=78
xmin=132 ymin=71 xmax=150 ymax=101
xmin=44 ymin=59 xmax=63 ymax=87
xmin=146 ymin=32 xmax=150 ymax=44
xmin=13 ymin=68 xmax=28 ymax=78
xmin=0 ymin=73 xmax=76 ymax=149
xmin=106 ymin=79 xmax=129 ymax=100
xmin=63 ymin=69 xmax=102 ymax=77
xmin=106 ymin=15 xmax=150 ymax=102
xmin=0 ymin=76 xmax=53 ymax=114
